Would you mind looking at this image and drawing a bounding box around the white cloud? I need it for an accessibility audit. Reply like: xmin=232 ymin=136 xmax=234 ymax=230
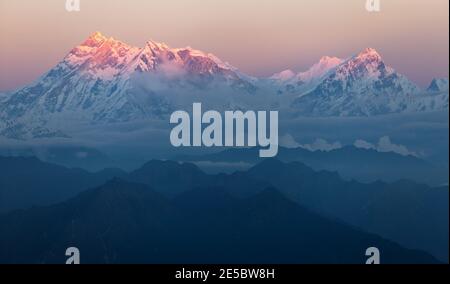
xmin=302 ymin=138 xmax=342 ymax=152
xmin=279 ymin=134 xmax=301 ymax=148
xmin=377 ymin=136 xmax=416 ymax=156
xmin=354 ymin=136 xmax=418 ymax=157
xmin=354 ymin=139 xmax=376 ymax=150
xmin=280 ymin=134 xmax=342 ymax=152
xmin=281 ymin=135 xmax=419 ymax=156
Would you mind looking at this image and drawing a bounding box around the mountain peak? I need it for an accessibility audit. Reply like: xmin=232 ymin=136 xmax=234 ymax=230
xmin=292 ymin=46 xmax=431 ymax=116
xmin=296 ymin=55 xmax=342 ymax=82
xmin=80 ymin=32 xmax=134 ymax=51
xmin=427 ymin=78 xmax=449 ymax=93
xmin=319 ymin=55 xmax=342 ymax=64
xmin=357 ymin=48 xmax=382 ymax=60
xmin=90 ymin=31 xmax=105 ymax=39
xmin=83 ymin=31 xmax=108 ymax=46
xmin=343 ymin=47 xmax=388 ymax=77
xmin=270 ymin=69 xmax=296 ymax=81
xmin=145 ymin=40 xmax=170 ymax=51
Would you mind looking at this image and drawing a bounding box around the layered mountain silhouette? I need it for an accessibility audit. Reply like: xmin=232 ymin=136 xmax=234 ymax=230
xmin=0 ymin=145 xmax=114 ymax=172
xmin=0 ymin=156 xmax=447 ymax=262
xmin=175 ymin=145 xmax=449 ymax=186
xmin=0 ymin=178 xmax=440 ymax=264
xmin=0 ymin=156 xmax=126 ymax=212
xmin=0 ymin=32 xmax=447 ymax=139
xmin=245 ymin=159 xmax=449 ymax=262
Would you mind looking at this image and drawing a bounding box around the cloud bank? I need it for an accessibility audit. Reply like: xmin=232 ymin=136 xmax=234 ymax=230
xmin=281 ymin=134 xmax=419 ymax=157
xmin=354 ymin=136 xmax=418 ymax=157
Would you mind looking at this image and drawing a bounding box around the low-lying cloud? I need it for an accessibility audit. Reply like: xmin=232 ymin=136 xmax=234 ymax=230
xmin=354 ymin=136 xmax=418 ymax=157
xmin=281 ymin=134 xmax=419 ymax=157
xmin=280 ymin=134 xmax=342 ymax=152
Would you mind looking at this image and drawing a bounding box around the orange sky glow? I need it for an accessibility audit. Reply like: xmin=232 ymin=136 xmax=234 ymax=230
xmin=0 ymin=0 xmax=448 ymax=91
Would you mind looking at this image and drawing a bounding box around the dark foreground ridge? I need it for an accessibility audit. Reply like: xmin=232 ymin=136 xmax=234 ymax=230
xmin=0 ymin=178 xmax=440 ymax=264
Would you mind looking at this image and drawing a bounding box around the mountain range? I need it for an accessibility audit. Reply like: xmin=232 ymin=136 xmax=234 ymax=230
xmin=0 ymin=32 xmax=447 ymax=139
xmin=175 ymin=145 xmax=449 ymax=186
xmin=0 ymin=156 xmax=126 ymax=212
xmin=0 ymin=177 xmax=441 ymax=264
xmin=291 ymin=48 xmax=447 ymax=116
xmin=0 ymin=156 xmax=447 ymax=262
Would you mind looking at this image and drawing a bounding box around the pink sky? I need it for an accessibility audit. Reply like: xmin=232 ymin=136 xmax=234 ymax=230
xmin=0 ymin=0 xmax=448 ymax=91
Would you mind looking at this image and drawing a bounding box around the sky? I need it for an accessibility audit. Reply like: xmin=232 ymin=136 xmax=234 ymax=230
xmin=0 ymin=0 xmax=448 ymax=91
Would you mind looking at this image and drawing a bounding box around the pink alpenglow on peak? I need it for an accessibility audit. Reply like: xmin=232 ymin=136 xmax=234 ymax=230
xmin=64 ymin=32 xmax=139 ymax=80
xmin=82 ymin=31 xmax=108 ymax=47
xmin=296 ymin=56 xmax=343 ymax=82
xmin=357 ymin=48 xmax=382 ymax=59
xmin=61 ymin=32 xmax=250 ymax=82
xmin=0 ymin=34 xmax=448 ymax=141
xmin=270 ymin=70 xmax=296 ymax=81
xmin=291 ymin=47 xmax=430 ymax=117
xmin=270 ymin=56 xmax=342 ymax=84
xmin=339 ymin=47 xmax=394 ymax=80
xmin=145 ymin=40 xmax=171 ymax=51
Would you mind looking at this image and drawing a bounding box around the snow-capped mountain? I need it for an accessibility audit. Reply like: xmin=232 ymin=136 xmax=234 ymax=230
xmin=0 ymin=33 xmax=448 ymax=139
xmin=270 ymin=69 xmax=296 ymax=82
xmin=291 ymin=48 xmax=448 ymax=116
xmin=427 ymin=78 xmax=449 ymax=93
xmin=0 ymin=32 xmax=257 ymax=139
xmin=270 ymin=56 xmax=343 ymax=94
